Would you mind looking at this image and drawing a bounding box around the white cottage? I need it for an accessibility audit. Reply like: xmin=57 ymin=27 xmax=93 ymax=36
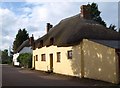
xmin=13 ymin=39 xmax=33 ymax=66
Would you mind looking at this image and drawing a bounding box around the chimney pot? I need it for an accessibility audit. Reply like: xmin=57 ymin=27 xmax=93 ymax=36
xmin=47 ymin=23 xmax=53 ymax=33
xmin=80 ymin=5 xmax=91 ymax=19
xmin=29 ymin=34 xmax=34 ymax=46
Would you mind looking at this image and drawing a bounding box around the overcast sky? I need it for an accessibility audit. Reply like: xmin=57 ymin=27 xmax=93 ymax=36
xmin=0 ymin=0 xmax=119 ymax=51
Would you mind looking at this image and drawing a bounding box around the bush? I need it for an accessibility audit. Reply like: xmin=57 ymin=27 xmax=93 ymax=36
xmin=18 ymin=53 xmax=32 ymax=68
xmin=1 ymin=49 xmax=12 ymax=64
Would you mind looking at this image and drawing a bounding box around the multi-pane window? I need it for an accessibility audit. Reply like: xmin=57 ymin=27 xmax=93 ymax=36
xmin=41 ymin=54 xmax=46 ymax=61
xmin=57 ymin=52 xmax=61 ymax=62
xmin=36 ymin=55 xmax=38 ymax=61
xmin=68 ymin=50 xmax=72 ymax=59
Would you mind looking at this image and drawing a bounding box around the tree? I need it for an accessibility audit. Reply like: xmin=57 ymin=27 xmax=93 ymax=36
xmin=0 ymin=50 xmax=2 ymax=64
xmin=13 ymin=28 xmax=29 ymax=52
xmin=87 ymin=3 xmax=106 ymax=27
xmin=1 ymin=49 xmax=12 ymax=64
xmin=1 ymin=49 xmax=8 ymax=64
xmin=18 ymin=53 xmax=32 ymax=68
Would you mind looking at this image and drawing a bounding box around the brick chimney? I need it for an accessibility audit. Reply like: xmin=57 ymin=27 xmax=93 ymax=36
xmin=29 ymin=34 xmax=34 ymax=46
xmin=80 ymin=5 xmax=91 ymax=19
xmin=46 ymin=23 xmax=53 ymax=33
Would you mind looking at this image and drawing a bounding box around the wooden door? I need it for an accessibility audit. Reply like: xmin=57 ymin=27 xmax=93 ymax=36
xmin=34 ymin=56 xmax=35 ymax=69
xmin=50 ymin=54 xmax=53 ymax=72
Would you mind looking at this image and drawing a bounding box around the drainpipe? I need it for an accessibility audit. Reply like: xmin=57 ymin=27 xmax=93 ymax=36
xmin=81 ymin=40 xmax=84 ymax=78
xmin=115 ymin=49 xmax=120 ymax=84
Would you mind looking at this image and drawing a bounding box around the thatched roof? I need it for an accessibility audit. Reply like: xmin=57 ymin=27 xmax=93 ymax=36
xmin=15 ymin=39 xmax=30 ymax=53
xmin=90 ymin=39 xmax=120 ymax=49
xmin=34 ymin=14 xmax=120 ymax=49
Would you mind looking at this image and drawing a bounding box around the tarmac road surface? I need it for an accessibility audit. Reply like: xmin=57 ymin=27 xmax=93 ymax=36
xmin=1 ymin=64 xmax=120 ymax=87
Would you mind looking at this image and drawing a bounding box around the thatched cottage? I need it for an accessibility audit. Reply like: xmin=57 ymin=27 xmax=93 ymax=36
xmin=13 ymin=39 xmax=32 ymax=66
xmin=30 ymin=5 xmax=120 ymax=84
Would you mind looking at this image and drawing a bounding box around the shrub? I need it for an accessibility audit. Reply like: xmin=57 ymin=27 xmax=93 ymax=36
xmin=18 ymin=53 xmax=32 ymax=68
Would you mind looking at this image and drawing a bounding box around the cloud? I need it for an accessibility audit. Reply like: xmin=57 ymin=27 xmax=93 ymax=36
xmin=0 ymin=8 xmax=17 ymax=49
xmin=24 ymin=0 xmax=119 ymax=3
xmin=118 ymin=2 xmax=120 ymax=29
xmin=22 ymin=7 xmax=32 ymax=13
xmin=1 ymin=2 xmax=119 ymax=50
xmin=0 ymin=8 xmax=17 ymax=34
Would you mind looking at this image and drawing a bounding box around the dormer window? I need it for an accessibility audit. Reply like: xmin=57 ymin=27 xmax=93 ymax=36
xmin=40 ymin=40 xmax=43 ymax=47
xmin=33 ymin=42 xmax=35 ymax=50
xmin=50 ymin=37 xmax=54 ymax=45
xmin=38 ymin=40 xmax=43 ymax=48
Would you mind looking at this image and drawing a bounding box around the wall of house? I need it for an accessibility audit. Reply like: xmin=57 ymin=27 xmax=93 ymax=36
xmin=13 ymin=53 xmax=20 ymax=66
xmin=32 ymin=39 xmax=119 ymax=84
xmin=19 ymin=47 xmax=32 ymax=54
xmin=13 ymin=47 xmax=32 ymax=66
xmin=82 ymin=39 xmax=119 ymax=84
xmin=32 ymin=45 xmax=82 ymax=77
xmin=70 ymin=44 xmax=82 ymax=77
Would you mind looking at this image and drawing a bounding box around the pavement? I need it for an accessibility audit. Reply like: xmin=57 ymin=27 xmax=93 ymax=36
xmin=1 ymin=64 xmax=120 ymax=87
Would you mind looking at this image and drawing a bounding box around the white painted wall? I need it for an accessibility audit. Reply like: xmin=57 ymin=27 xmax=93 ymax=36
xmin=13 ymin=46 xmax=32 ymax=66
xmin=13 ymin=53 xmax=19 ymax=66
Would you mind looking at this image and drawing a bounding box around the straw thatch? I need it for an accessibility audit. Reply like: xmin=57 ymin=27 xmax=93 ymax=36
xmin=15 ymin=39 xmax=30 ymax=53
xmin=34 ymin=14 xmax=120 ymax=49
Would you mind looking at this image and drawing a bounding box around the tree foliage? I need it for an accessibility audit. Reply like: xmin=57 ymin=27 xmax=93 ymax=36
xmin=13 ymin=28 xmax=29 ymax=52
xmin=18 ymin=53 xmax=32 ymax=68
xmin=1 ymin=49 xmax=12 ymax=64
xmin=87 ymin=3 xmax=106 ymax=27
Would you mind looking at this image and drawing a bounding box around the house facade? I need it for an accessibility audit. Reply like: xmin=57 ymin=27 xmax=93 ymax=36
xmin=13 ymin=38 xmax=33 ymax=66
xmin=31 ymin=5 xmax=120 ymax=84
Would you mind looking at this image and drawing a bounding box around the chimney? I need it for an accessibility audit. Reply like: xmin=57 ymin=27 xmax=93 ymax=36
xmin=29 ymin=34 xmax=34 ymax=46
xmin=80 ymin=5 xmax=91 ymax=19
xmin=47 ymin=23 xmax=53 ymax=33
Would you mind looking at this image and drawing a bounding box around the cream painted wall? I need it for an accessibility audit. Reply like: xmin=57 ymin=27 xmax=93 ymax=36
xmin=70 ymin=44 xmax=82 ymax=77
xmin=82 ymin=39 xmax=119 ymax=84
xmin=32 ymin=45 xmax=81 ymax=76
xmin=32 ymin=39 xmax=119 ymax=84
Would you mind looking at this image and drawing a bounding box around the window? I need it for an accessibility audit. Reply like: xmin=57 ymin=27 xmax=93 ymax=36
xmin=36 ymin=55 xmax=38 ymax=61
xmin=33 ymin=42 xmax=35 ymax=50
xmin=41 ymin=54 xmax=46 ymax=61
xmin=50 ymin=37 xmax=54 ymax=45
xmin=38 ymin=40 xmax=43 ymax=48
xmin=68 ymin=50 xmax=72 ymax=59
xmin=57 ymin=52 xmax=61 ymax=62
xmin=40 ymin=40 xmax=43 ymax=47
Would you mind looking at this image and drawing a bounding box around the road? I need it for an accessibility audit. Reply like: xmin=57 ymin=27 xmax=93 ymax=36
xmin=1 ymin=64 xmax=119 ymax=87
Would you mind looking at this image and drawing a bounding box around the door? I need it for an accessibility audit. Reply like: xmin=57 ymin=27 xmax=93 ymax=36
xmin=50 ymin=54 xmax=53 ymax=72
xmin=34 ymin=56 xmax=35 ymax=69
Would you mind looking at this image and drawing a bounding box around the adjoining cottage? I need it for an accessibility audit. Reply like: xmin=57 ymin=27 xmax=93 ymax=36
xmin=13 ymin=37 xmax=33 ymax=66
xmin=31 ymin=5 xmax=120 ymax=84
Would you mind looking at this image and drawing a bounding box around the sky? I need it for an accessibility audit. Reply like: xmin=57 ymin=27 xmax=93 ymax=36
xmin=0 ymin=0 xmax=119 ymax=51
